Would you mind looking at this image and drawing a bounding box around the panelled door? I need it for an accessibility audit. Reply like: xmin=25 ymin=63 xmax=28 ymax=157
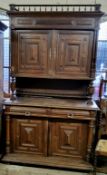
xmin=7 ymin=114 xmax=90 ymax=159
xmin=49 ymin=120 xmax=88 ymax=159
xmin=11 ymin=30 xmax=51 ymax=77
xmin=11 ymin=117 xmax=48 ymax=156
xmin=54 ymin=30 xmax=94 ymax=79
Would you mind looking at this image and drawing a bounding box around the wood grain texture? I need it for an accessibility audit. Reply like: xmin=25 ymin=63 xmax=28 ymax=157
xmin=2 ymin=9 xmax=103 ymax=171
xmin=12 ymin=30 xmax=93 ymax=79
xmin=4 ymin=100 xmax=97 ymax=169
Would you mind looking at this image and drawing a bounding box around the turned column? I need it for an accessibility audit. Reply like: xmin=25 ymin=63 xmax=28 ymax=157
xmin=86 ymin=111 xmax=96 ymax=161
xmin=10 ymin=66 xmax=16 ymax=100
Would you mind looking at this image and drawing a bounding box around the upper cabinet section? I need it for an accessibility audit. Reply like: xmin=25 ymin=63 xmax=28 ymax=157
xmin=8 ymin=4 xmax=104 ymax=80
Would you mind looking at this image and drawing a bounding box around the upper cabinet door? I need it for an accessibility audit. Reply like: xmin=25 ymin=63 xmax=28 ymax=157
xmin=54 ymin=31 xmax=94 ymax=79
xmin=11 ymin=30 xmax=51 ymax=77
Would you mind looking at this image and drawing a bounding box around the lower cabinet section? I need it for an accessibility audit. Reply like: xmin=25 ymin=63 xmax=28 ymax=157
xmin=3 ymin=104 xmax=97 ymax=171
xmin=10 ymin=117 xmax=88 ymax=159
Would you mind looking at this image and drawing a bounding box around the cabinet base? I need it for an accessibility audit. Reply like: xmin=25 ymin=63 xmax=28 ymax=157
xmin=2 ymin=153 xmax=93 ymax=172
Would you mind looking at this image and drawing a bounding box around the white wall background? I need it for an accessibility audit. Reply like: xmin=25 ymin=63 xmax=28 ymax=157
xmin=99 ymin=21 xmax=107 ymax=40
xmin=0 ymin=0 xmax=107 ymax=13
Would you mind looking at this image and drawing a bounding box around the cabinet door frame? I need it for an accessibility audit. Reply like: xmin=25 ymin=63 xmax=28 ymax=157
xmin=48 ymin=117 xmax=95 ymax=161
xmin=48 ymin=119 xmax=88 ymax=159
xmin=11 ymin=29 xmax=94 ymax=79
xmin=6 ymin=115 xmax=49 ymax=156
xmin=11 ymin=30 xmax=51 ymax=77
xmin=53 ymin=30 xmax=94 ymax=79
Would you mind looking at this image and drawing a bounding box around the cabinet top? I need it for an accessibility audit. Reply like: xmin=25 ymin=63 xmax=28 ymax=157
xmin=4 ymin=97 xmax=99 ymax=111
xmin=7 ymin=4 xmax=104 ymax=30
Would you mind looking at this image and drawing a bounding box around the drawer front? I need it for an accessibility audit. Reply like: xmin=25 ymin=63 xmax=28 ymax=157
xmin=5 ymin=106 xmax=47 ymax=117
xmin=51 ymin=109 xmax=91 ymax=120
xmin=5 ymin=106 xmax=92 ymax=120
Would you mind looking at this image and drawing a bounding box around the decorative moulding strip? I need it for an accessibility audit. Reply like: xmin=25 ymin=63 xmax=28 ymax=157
xmin=9 ymin=4 xmax=101 ymax=12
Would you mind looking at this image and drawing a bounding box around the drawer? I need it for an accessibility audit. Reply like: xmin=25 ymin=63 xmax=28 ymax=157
xmin=5 ymin=106 xmax=48 ymax=117
xmin=51 ymin=108 xmax=91 ymax=120
xmin=5 ymin=106 xmax=94 ymax=120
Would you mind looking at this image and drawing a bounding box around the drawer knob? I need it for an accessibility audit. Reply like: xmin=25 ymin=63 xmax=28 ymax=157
xmin=25 ymin=112 xmax=31 ymax=116
xmin=68 ymin=113 xmax=74 ymax=118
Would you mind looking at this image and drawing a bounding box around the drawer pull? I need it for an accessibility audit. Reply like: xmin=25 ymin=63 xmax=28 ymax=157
xmin=67 ymin=113 xmax=74 ymax=118
xmin=25 ymin=112 xmax=31 ymax=116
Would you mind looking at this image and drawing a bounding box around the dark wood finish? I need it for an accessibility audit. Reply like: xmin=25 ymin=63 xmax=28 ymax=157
xmin=11 ymin=16 xmax=97 ymax=30
xmin=8 ymin=9 xmax=103 ymax=98
xmin=16 ymin=79 xmax=93 ymax=98
xmin=3 ymin=97 xmax=98 ymax=171
xmin=12 ymin=30 xmax=93 ymax=79
xmin=11 ymin=118 xmax=48 ymax=156
xmin=49 ymin=120 xmax=88 ymax=159
xmin=2 ymin=153 xmax=93 ymax=171
xmin=55 ymin=30 xmax=93 ymax=79
xmin=2 ymin=4 xmax=104 ymax=171
xmin=12 ymin=30 xmax=50 ymax=77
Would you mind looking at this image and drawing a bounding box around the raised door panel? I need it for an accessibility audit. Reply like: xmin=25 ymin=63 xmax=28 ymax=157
xmin=11 ymin=118 xmax=48 ymax=155
xmin=55 ymin=31 xmax=93 ymax=79
xmin=49 ymin=120 xmax=88 ymax=159
xmin=12 ymin=30 xmax=51 ymax=77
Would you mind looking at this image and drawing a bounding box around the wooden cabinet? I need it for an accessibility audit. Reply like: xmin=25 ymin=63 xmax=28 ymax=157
xmin=12 ymin=30 xmax=93 ymax=79
xmin=2 ymin=4 xmax=104 ymax=172
xmin=3 ymin=98 xmax=98 ymax=170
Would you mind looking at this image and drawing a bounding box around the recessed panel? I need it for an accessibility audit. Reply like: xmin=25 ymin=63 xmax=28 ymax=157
xmin=16 ymin=31 xmax=50 ymax=76
xmin=55 ymin=31 xmax=93 ymax=78
xmin=49 ymin=121 xmax=88 ymax=159
xmin=26 ymin=43 xmax=39 ymax=65
xmin=65 ymin=44 xmax=79 ymax=66
xmin=12 ymin=118 xmax=46 ymax=155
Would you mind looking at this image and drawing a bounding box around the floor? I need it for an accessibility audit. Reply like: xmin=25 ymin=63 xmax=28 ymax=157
xmin=0 ymin=163 xmax=106 ymax=175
